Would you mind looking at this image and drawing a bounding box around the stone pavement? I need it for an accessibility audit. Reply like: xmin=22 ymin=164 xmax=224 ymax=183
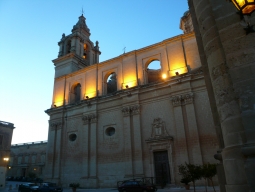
xmin=1 ymin=181 xmax=219 ymax=192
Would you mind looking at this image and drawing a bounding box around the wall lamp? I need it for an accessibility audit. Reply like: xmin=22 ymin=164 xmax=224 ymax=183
xmin=175 ymin=72 xmax=179 ymax=76
xmin=85 ymin=96 xmax=89 ymax=99
xmin=54 ymin=105 xmax=57 ymax=108
xmin=229 ymin=0 xmax=255 ymax=34
xmin=125 ymin=85 xmax=129 ymax=89
xmin=3 ymin=157 xmax=9 ymax=161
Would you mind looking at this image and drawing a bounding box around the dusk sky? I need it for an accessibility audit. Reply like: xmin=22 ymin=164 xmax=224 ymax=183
xmin=0 ymin=1 xmax=189 ymax=144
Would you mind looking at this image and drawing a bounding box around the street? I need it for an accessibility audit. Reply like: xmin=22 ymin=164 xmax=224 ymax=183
xmin=0 ymin=181 xmax=219 ymax=192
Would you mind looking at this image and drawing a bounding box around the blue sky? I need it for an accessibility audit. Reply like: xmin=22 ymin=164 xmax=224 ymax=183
xmin=0 ymin=1 xmax=188 ymax=144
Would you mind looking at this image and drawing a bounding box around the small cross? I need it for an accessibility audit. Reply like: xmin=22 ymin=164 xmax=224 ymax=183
xmin=81 ymin=7 xmax=84 ymax=15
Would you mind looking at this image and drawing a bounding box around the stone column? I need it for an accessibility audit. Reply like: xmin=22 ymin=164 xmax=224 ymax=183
xmin=188 ymin=0 xmax=255 ymax=191
xmin=171 ymin=95 xmax=189 ymax=164
xmin=122 ymin=106 xmax=133 ymax=177
xmin=183 ymin=93 xmax=203 ymax=164
xmin=130 ymin=105 xmax=144 ymax=176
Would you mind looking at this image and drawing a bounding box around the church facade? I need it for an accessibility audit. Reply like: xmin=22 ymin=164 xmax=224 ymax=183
xmin=44 ymin=13 xmax=219 ymax=188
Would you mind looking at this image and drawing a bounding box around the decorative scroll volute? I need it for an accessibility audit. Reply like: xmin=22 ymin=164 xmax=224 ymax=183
xmin=82 ymin=113 xmax=97 ymax=124
xmin=130 ymin=105 xmax=140 ymax=115
xmin=50 ymin=121 xmax=62 ymax=130
xmin=171 ymin=92 xmax=194 ymax=107
xmin=183 ymin=93 xmax=194 ymax=105
xmin=121 ymin=107 xmax=130 ymax=117
xmin=122 ymin=105 xmax=140 ymax=116
xmin=171 ymin=95 xmax=182 ymax=107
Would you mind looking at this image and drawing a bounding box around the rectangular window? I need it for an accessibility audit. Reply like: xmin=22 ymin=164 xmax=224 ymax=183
xmin=0 ymin=135 xmax=3 ymax=145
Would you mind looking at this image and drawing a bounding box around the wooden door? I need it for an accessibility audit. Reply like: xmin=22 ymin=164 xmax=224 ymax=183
xmin=154 ymin=151 xmax=171 ymax=184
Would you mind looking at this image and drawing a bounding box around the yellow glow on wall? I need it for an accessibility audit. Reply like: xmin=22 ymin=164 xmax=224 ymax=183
xmin=53 ymin=93 xmax=65 ymax=107
xmin=170 ymin=66 xmax=188 ymax=77
xmin=162 ymin=74 xmax=167 ymax=79
xmin=84 ymin=90 xmax=97 ymax=99
xmin=122 ymin=79 xmax=137 ymax=89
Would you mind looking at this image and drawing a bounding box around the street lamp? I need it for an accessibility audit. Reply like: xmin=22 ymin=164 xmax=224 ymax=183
xmin=229 ymin=0 xmax=255 ymax=34
xmin=229 ymin=0 xmax=255 ymax=15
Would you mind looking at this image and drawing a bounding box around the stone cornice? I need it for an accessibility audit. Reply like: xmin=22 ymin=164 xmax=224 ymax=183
xmin=52 ymin=53 xmax=88 ymax=67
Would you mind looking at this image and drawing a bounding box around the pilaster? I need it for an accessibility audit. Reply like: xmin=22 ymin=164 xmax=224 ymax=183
xmin=171 ymin=95 xmax=189 ymax=164
xmin=183 ymin=93 xmax=203 ymax=164
xmin=130 ymin=105 xmax=144 ymax=176
xmin=121 ymin=106 xmax=133 ymax=177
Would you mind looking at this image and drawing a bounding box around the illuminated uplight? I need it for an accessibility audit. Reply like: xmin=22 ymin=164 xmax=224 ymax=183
xmin=162 ymin=74 xmax=167 ymax=79
xmin=84 ymin=90 xmax=97 ymax=99
xmin=123 ymin=79 xmax=137 ymax=89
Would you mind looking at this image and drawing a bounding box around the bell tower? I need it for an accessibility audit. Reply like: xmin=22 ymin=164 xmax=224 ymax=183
xmin=53 ymin=14 xmax=101 ymax=78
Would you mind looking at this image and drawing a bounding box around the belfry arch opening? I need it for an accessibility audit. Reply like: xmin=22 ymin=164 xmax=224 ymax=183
xmin=70 ymin=83 xmax=81 ymax=104
xmin=83 ymin=44 xmax=88 ymax=59
xmin=66 ymin=40 xmax=71 ymax=54
xmin=106 ymin=72 xmax=117 ymax=94
xmin=147 ymin=60 xmax=161 ymax=83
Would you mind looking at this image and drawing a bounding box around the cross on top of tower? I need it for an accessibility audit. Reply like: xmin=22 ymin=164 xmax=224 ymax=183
xmin=81 ymin=7 xmax=84 ymax=16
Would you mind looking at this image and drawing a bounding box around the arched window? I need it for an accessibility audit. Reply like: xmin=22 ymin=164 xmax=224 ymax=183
xmin=83 ymin=44 xmax=88 ymax=59
xmin=147 ymin=60 xmax=161 ymax=83
xmin=106 ymin=72 xmax=117 ymax=94
xmin=70 ymin=83 xmax=81 ymax=104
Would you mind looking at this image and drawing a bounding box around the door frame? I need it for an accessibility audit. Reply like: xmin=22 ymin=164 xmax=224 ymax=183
xmin=146 ymin=139 xmax=175 ymax=184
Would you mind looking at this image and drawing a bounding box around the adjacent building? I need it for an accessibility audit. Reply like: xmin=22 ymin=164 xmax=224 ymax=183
xmin=8 ymin=141 xmax=47 ymax=179
xmin=0 ymin=121 xmax=15 ymax=188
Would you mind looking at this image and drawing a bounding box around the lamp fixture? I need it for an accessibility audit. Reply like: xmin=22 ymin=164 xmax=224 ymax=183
xmin=85 ymin=96 xmax=89 ymax=99
xmin=229 ymin=0 xmax=255 ymax=34
xmin=125 ymin=85 xmax=129 ymax=89
xmin=162 ymin=74 xmax=167 ymax=79
xmin=229 ymin=0 xmax=255 ymax=15
xmin=175 ymin=72 xmax=179 ymax=76
xmin=3 ymin=157 xmax=9 ymax=161
xmin=54 ymin=104 xmax=57 ymax=108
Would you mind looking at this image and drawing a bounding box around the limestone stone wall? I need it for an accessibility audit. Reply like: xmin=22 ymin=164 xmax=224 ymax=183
xmin=188 ymin=0 xmax=255 ymax=191
xmin=45 ymin=25 xmax=219 ymax=188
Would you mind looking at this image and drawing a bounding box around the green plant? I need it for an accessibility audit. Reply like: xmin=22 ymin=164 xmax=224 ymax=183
xmin=186 ymin=163 xmax=202 ymax=192
xmin=201 ymin=163 xmax=217 ymax=192
xmin=178 ymin=164 xmax=191 ymax=185
xmin=179 ymin=163 xmax=202 ymax=192
xmin=69 ymin=183 xmax=80 ymax=188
